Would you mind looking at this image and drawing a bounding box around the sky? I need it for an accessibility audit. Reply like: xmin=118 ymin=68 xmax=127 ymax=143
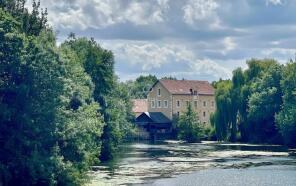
xmin=26 ymin=0 xmax=296 ymax=82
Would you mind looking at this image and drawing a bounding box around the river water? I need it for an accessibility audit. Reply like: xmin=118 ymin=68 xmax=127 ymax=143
xmin=88 ymin=141 xmax=296 ymax=186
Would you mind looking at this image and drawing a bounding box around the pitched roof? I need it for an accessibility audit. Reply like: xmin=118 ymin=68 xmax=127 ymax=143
xmin=144 ymin=112 xmax=171 ymax=123
xmin=159 ymin=79 xmax=214 ymax=95
xmin=136 ymin=112 xmax=171 ymax=124
xmin=132 ymin=99 xmax=148 ymax=113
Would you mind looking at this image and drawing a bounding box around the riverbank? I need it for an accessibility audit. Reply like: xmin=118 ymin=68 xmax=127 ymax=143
xmin=88 ymin=141 xmax=296 ymax=186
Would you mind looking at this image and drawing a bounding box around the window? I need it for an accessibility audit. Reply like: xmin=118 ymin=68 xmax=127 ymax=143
xmin=176 ymin=100 xmax=180 ymax=108
xmin=158 ymin=88 xmax=161 ymax=96
xmin=158 ymin=100 xmax=162 ymax=108
xmin=194 ymin=101 xmax=198 ymax=108
xmin=164 ymin=100 xmax=168 ymax=108
xmin=193 ymin=90 xmax=198 ymax=95
xmin=203 ymin=111 xmax=206 ymax=117
xmin=211 ymin=101 xmax=214 ymax=107
xmin=151 ymin=100 xmax=155 ymax=108
xmin=177 ymin=112 xmax=180 ymax=116
xmin=203 ymin=101 xmax=206 ymax=107
xmin=186 ymin=101 xmax=190 ymax=106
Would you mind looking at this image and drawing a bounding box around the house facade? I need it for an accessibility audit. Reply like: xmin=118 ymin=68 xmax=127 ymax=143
xmin=147 ymin=79 xmax=216 ymax=124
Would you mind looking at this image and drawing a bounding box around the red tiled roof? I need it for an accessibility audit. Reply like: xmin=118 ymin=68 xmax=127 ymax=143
xmin=159 ymin=79 xmax=214 ymax=95
xmin=132 ymin=99 xmax=148 ymax=113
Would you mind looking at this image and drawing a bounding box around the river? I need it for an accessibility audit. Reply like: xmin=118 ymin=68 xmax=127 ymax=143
xmin=88 ymin=141 xmax=296 ymax=186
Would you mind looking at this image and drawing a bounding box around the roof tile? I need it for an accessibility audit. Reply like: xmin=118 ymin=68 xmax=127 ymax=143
xmin=159 ymin=79 xmax=214 ymax=95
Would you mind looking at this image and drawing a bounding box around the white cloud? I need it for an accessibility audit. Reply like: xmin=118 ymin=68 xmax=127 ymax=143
xmin=222 ymin=37 xmax=237 ymax=54
xmin=108 ymin=42 xmax=194 ymax=71
xmin=124 ymin=1 xmax=168 ymax=26
xmin=261 ymin=48 xmax=295 ymax=57
xmin=266 ymin=0 xmax=283 ymax=6
xmin=26 ymin=0 xmax=169 ymax=29
xmin=25 ymin=0 xmax=296 ymax=82
xmin=189 ymin=59 xmax=232 ymax=79
xmin=182 ymin=0 xmax=220 ymax=29
xmin=102 ymin=41 xmax=231 ymax=80
xmin=270 ymin=41 xmax=280 ymax=45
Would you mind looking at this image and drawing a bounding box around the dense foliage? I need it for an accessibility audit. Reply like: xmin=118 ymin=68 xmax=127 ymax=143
xmin=124 ymin=75 xmax=177 ymax=99
xmin=275 ymin=62 xmax=296 ymax=147
xmin=177 ymin=104 xmax=202 ymax=143
xmin=125 ymin=75 xmax=157 ymax=99
xmin=60 ymin=36 xmax=134 ymax=161
xmin=212 ymin=59 xmax=296 ymax=147
xmin=0 ymin=1 xmax=134 ymax=185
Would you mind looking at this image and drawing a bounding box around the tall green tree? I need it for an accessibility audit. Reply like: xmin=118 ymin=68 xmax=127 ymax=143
xmin=229 ymin=68 xmax=244 ymax=142
xmin=211 ymin=59 xmax=283 ymax=143
xmin=61 ymin=36 xmax=134 ymax=161
xmin=276 ymin=61 xmax=296 ymax=147
xmin=0 ymin=9 xmax=64 ymax=185
xmin=0 ymin=4 xmax=105 ymax=185
xmin=212 ymin=80 xmax=233 ymax=141
xmin=177 ymin=104 xmax=202 ymax=143
xmin=248 ymin=63 xmax=283 ymax=143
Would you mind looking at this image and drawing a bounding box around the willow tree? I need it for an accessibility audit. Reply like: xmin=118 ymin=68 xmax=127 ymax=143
xmin=212 ymin=80 xmax=234 ymax=141
xmin=229 ymin=68 xmax=245 ymax=142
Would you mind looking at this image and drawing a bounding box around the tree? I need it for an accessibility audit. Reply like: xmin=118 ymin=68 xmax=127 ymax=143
xmin=60 ymin=37 xmax=134 ymax=161
xmin=212 ymin=79 xmax=233 ymax=141
xmin=276 ymin=61 xmax=296 ymax=147
xmin=99 ymin=79 xmax=135 ymax=161
xmin=248 ymin=63 xmax=283 ymax=143
xmin=1 ymin=0 xmax=48 ymax=36
xmin=125 ymin=75 xmax=157 ymax=99
xmin=211 ymin=59 xmax=283 ymax=143
xmin=161 ymin=76 xmax=177 ymax=80
xmin=0 ymin=6 xmax=105 ymax=185
xmin=177 ymin=104 xmax=202 ymax=143
xmin=0 ymin=10 xmax=65 ymax=185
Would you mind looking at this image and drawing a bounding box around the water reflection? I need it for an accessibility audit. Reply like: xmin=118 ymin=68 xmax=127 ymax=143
xmin=88 ymin=141 xmax=296 ymax=186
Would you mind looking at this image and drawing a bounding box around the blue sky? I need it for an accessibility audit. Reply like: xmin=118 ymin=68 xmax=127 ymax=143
xmin=27 ymin=0 xmax=296 ymax=81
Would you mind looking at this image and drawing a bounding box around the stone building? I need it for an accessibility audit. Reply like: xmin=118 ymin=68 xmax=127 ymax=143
xmin=147 ymin=79 xmax=216 ymax=124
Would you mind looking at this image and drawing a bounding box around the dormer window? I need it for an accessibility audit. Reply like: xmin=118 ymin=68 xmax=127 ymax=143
xmin=193 ymin=90 xmax=197 ymax=95
xmin=158 ymin=88 xmax=161 ymax=96
xmin=190 ymin=89 xmax=193 ymax=94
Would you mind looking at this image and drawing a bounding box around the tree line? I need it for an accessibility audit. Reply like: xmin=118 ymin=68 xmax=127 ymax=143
xmin=211 ymin=59 xmax=296 ymax=147
xmin=0 ymin=1 xmax=135 ymax=185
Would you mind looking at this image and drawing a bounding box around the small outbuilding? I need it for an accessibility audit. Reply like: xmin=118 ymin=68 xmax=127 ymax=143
xmin=135 ymin=112 xmax=172 ymax=140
